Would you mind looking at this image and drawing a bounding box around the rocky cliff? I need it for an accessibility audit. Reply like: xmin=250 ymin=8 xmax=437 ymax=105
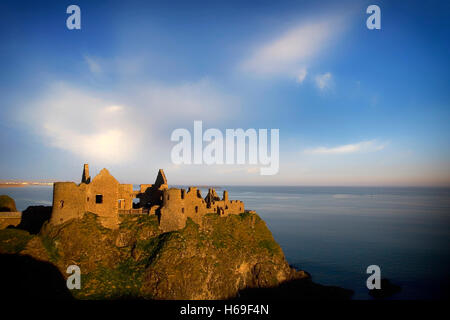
xmin=0 ymin=195 xmax=17 ymax=212
xmin=0 ymin=209 xmax=352 ymax=300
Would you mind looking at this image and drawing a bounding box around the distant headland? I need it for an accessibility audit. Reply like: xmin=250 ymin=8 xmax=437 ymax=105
xmin=0 ymin=181 xmax=54 ymax=188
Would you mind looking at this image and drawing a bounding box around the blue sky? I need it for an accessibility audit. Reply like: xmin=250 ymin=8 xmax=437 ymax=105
xmin=0 ymin=0 xmax=449 ymax=186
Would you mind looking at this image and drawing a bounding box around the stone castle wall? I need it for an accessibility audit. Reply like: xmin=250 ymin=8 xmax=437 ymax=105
xmin=85 ymin=169 xmax=120 ymax=229
xmin=0 ymin=212 xmax=22 ymax=229
xmin=51 ymin=169 xmax=121 ymax=229
xmin=118 ymin=184 xmax=135 ymax=211
xmin=50 ymin=182 xmax=86 ymax=225
xmin=50 ymin=164 xmax=245 ymax=231
xmin=159 ymin=187 xmax=244 ymax=232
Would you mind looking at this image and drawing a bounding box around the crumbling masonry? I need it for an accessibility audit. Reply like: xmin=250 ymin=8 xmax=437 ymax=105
xmin=50 ymin=164 xmax=245 ymax=231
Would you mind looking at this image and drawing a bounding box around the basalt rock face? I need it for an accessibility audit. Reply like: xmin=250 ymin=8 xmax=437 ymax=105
xmin=0 ymin=211 xmax=352 ymax=300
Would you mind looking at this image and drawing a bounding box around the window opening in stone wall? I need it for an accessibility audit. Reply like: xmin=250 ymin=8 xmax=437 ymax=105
xmin=96 ymin=194 xmax=103 ymax=204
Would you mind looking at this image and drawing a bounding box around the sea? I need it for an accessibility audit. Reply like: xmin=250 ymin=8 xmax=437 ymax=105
xmin=1 ymin=185 xmax=449 ymax=300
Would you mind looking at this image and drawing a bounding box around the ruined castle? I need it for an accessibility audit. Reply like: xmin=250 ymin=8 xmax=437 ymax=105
xmin=50 ymin=164 xmax=245 ymax=231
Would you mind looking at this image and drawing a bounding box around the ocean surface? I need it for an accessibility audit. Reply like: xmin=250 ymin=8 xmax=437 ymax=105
xmin=1 ymin=185 xmax=449 ymax=299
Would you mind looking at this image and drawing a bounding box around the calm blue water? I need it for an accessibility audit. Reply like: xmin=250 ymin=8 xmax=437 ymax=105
xmin=1 ymin=185 xmax=449 ymax=299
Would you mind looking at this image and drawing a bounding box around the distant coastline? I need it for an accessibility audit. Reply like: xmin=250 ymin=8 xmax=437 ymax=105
xmin=0 ymin=182 xmax=54 ymax=188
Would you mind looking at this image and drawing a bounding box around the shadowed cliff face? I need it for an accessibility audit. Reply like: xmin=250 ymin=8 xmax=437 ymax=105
xmin=0 ymin=253 xmax=73 ymax=300
xmin=18 ymin=206 xmax=52 ymax=234
xmin=0 ymin=211 xmax=352 ymax=300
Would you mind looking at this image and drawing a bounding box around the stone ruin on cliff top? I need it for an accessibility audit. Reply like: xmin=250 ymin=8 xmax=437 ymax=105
xmin=50 ymin=164 xmax=246 ymax=232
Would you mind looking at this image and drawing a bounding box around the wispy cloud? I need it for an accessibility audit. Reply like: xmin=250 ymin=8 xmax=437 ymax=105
xmin=84 ymin=55 xmax=102 ymax=74
xmin=240 ymin=16 xmax=344 ymax=78
xmin=304 ymin=140 xmax=387 ymax=155
xmin=297 ymin=68 xmax=308 ymax=84
xmin=315 ymin=72 xmax=332 ymax=90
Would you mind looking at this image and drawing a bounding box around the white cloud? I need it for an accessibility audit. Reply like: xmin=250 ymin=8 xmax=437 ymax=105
xmin=304 ymin=140 xmax=386 ymax=155
xmin=25 ymin=83 xmax=137 ymax=163
xmin=241 ymin=17 xmax=343 ymax=77
xmin=23 ymin=79 xmax=237 ymax=165
xmin=297 ymin=68 xmax=308 ymax=83
xmin=315 ymin=72 xmax=332 ymax=90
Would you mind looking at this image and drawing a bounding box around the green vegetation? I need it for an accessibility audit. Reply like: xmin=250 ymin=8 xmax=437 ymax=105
xmin=74 ymin=259 xmax=143 ymax=300
xmin=40 ymin=234 xmax=60 ymax=262
xmin=239 ymin=211 xmax=253 ymax=219
xmin=258 ymin=239 xmax=280 ymax=256
xmin=81 ymin=211 xmax=111 ymax=235
xmin=0 ymin=228 xmax=33 ymax=253
xmin=120 ymin=214 xmax=159 ymax=231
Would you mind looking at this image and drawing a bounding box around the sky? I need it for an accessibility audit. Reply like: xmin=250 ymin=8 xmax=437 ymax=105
xmin=0 ymin=0 xmax=449 ymax=186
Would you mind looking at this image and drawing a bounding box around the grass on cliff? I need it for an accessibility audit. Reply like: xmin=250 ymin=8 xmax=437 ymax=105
xmin=119 ymin=214 xmax=159 ymax=231
xmin=203 ymin=212 xmax=281 ymax=256
xmin=40 ymin=234 xmax=60 ymax=262
xmin=0 ymin=228 xmax=33 ymax=253
xmin=81 ymin=212 xmax=112 ymax=235
xmin=74 ymin=259 xmax=143 ymax=300
xmin=72 ymin=214 xmax=166 ymax=299
xmin=258 ymin=239 xmax=279 ymax=256
xmin=68 ymin=213 xmax=163 ymax=299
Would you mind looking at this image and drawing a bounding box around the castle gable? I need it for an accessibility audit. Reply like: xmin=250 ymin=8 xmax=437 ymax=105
xmin=91 ymin=168 xmax=118 ymax=184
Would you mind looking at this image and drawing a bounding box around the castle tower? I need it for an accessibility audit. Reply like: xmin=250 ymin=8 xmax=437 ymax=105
xmin=223 ymin=190 xmax=229 ymax=202
xmin=81 ymin=164 xmax=91 ymax=184
xmin=154 ymin=169 xmax=167 ymax=187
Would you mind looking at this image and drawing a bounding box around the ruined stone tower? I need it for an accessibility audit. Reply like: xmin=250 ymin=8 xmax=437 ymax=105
xmin=82 ymin=163 xmax=91 ymax=184
xmin=154 ymin=169 xmax=167 ymax=186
